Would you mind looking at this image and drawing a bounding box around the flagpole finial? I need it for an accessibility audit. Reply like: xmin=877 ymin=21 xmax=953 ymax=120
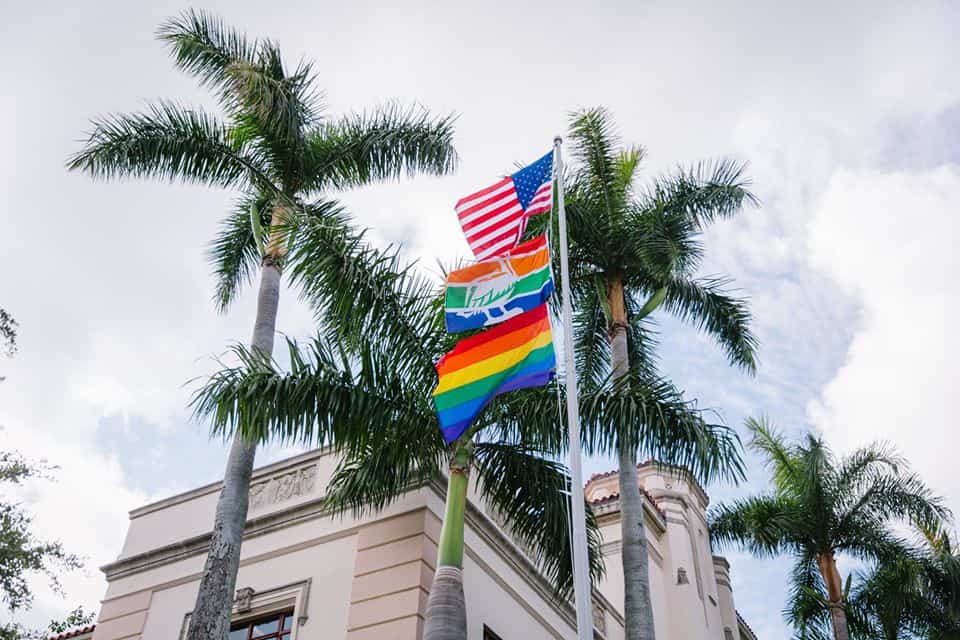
xmin=553 ymin=135 xmax=563 ymax=145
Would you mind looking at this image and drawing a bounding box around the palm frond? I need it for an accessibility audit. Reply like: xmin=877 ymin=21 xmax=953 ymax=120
xmin=661 ymin=275 xmax=758 ymax=373
xmin=156 ymin=10 xmax=257 ymax=98
xmin=848 ymin=470 xmax=950 ymax=532
xmin=708 ymin=495 xmax=799 ymax=558
xmin=473 ymin=442 xmax=604 ymax=598
xmin=306 ymin=104 xmax=457 ymax=191
xmin=835 ymin=443 xmax=903 ymax=498
xmin=284 ymin=204 xmax=445 ymax=375
xmin=624 ymin=205 xmax=704 ymax=280
xmin=571 ymin=275 xmax=611 ymax=391
xmin=227 ymin=52 xmax=320 ymax=148
xmin=159 ymin=10 xmax=320 ymax=152
xmin=66 ymin=100 xmax=272 ymax=190
xmin=190 ymin=334 xmax=433 ymax=451
xmin=784 ymin=556 xmax=832 ymax=640
xmin=323 ymin=445 xmax=444 ymax=518
xmin=613 ymin=146 xmax=646 ymax=196
xmin=568 ymin=107 xmax=627 ymax=225
xmin=323 ymin=421 xmax=445 ymax=517
xmin=587 ymin=365 xmax=747 ymax=484
xmin=641 ymin=158 xmax=758 ymax=228
xmin=623 ymin=290 xmax=662 ymax=369
xmin=745 ymin=417 xmax=805 ymax=494
xmin=208 ymin=192 xmax=272 ymax=312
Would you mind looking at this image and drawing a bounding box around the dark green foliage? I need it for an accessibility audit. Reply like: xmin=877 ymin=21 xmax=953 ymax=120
xmin=68 ymin=9 xmax=457 ymax=313
xmin=528 ymin=107 xmax=759 ymax=379
xmin=208 ymin=193 xmax=273 ymax=312
xmin=0 ymin=452 xmax=82 ymax=619
xmin=66 ymin=101 xmax=269 ymax=189
xmin=191 ymin=226 xmax=603 ymax=598
xmin=840 ymin=523 xmax=960 ymax=640
xmin=473 ymin=442 xmax=606 ymax=592
xmin=523 ymin=107 xmax=756 ymax=484
xmin=709 ymin=418 xmax=951 ymax=639
xmin=0 ymin=309 xmax=17 ymax=358
xmin=0 ymin=606 xmax=95 ymax=640
xmin=306 ymin=106 xmax=457 ymax=191
xmin=47 ymin=606 xmax=96 ymax=633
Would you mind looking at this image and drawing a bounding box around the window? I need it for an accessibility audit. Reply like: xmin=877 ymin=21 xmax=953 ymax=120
xmin=229 ymin=611 xmax=295 ymax=640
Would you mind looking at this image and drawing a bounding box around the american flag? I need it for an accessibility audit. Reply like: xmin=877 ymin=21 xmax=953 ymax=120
xmin=455 ymin=151 xmax=554 ymax=260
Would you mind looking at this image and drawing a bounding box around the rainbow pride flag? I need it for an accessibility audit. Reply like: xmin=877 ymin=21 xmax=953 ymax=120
xmin=433 ymin=304 xmax=556 ymax=443
xmin=445 ymin=235 xmax=554 ymax=334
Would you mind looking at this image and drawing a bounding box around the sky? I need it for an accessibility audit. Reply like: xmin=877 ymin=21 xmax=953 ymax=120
xmin=1 ymin=0 xmax=959 ymax=636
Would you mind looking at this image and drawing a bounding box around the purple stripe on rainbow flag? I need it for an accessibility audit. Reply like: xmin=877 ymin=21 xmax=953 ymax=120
xmin=433 ymin=304 xmax=556 ymax=443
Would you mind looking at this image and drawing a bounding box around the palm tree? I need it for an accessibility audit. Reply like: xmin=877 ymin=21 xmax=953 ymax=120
xmin=709 ymin=418 xmax=950 ymax=640
xmin=520 ymin=107 xmax=757 ymax=640
xmin=844 ymin=523 xmax=960 ymax=640
xmin=922 ymin=523 xmax=960 ymax=639
xmin=67 ymin=11 xmax=456 ymax=639
xmin=192 ymin=150 xmax=753 ymax=640
xmin=846 ymin=555 xmax=937 ymax=640
xmin=190 ymin=236 xmax=612 ymax=640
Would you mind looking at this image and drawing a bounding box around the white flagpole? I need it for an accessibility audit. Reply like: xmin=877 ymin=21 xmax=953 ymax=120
xmin=553 ymin=136 xmax=594 ymax=640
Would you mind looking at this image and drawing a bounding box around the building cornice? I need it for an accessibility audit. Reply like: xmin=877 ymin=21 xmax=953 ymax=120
xmin=591 ymin=496 xmax=668 ymax=537
xmin=104 ymin=468 xmax=623 ymax=638
xmin=587 ymin=461 xmax=710 ymax=509
xmin=103 ymin=491 xmax=342 ymax=580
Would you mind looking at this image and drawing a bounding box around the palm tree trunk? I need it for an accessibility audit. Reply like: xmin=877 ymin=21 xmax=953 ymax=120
xmin=609 ymin=275 xmax=657 ymax=640
xmin=186 ymin=202 xmax=288 ymax=640
xmin=817 ymin=552 xmax=850 ymax=640
xmin=424 ymin=443 xmax=472 ymax=640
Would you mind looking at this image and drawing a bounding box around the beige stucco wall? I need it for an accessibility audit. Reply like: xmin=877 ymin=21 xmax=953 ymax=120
xmin=92 ymin=449 xmax=623 ymax=640
xmin=587 ymin=464 xmax=752 ymax=640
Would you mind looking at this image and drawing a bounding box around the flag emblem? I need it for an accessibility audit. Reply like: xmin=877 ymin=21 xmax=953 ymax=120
xmin=444 ymin=235 xmax=554 ymax=333
xmin=455 ymin=151 xmax=554 ymax=260
xmin=433 ymin=304 xmax=556 ymax=443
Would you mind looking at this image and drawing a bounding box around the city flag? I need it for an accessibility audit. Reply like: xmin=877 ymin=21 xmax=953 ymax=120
xmin=455 ymin=151 xmax=554 ymax=260
xmin=433 ymin=304 xmax=556 ymax=443
xmin=444 ymin=235 xmax=554 ymax=334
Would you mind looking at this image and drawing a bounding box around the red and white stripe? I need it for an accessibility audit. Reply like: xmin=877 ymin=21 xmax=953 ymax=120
xmin=455 ymin=179 xmax=553 ymax=261
xmin=525 ymin=181 xmax=553 ymax=217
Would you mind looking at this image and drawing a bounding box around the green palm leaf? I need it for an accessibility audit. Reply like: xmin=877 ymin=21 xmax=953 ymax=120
xmin=208 ymin=192 xmax=272 ymax=312
xmin=306 ymin=104 xmax=458 ymax=191
xmin=659 ymin=275 xmax=758 ymax=373
xmin=66 ymin=100 xmax=271 ymax=190
xmin=473 ymin=442 xmax=604 ymax=598
xmin=710 ymin=419 xmax=953 ymax=639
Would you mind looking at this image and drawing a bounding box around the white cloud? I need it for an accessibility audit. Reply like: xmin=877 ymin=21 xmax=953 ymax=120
xmin=807 ymin=166 xmax=960 ymax=513
xmin=0 ymin=423 xmax=147 ymax=628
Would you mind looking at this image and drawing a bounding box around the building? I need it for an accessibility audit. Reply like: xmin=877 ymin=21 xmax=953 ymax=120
xmin=584 ymin=464 xmax=757 ymax=640
xmin=84 ymin=449 xmax=755 ymax=640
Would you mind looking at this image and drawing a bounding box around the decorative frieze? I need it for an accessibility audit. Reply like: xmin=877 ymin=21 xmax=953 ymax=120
xmin=248 ymin=464 xmax=318 ymax=511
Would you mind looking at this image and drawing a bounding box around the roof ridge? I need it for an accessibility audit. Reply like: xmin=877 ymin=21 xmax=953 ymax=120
xmin=587 ymin=487 xmax=667 ymax=520
xmin=48 ymin=624 xmax=96 ymax=640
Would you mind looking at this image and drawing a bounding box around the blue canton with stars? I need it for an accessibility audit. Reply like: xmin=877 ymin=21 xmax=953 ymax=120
xmin=510 ymin=151 xmax=554 ymax=210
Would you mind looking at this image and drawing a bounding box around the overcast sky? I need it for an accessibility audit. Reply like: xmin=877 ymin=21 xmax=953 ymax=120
xmin=2 ymin=1 xmax=959 ymax=637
